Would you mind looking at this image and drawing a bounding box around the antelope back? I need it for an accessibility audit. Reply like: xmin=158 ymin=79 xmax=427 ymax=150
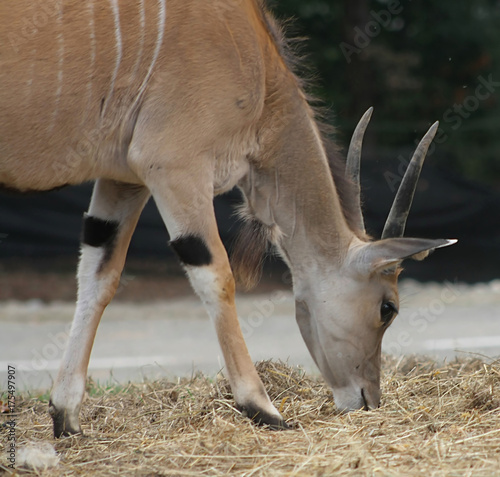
xmin=1 ymin=1 xmax=269 ymax=191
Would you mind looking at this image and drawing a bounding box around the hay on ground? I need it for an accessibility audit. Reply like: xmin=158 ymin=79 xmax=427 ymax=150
xmin=1 ymin=356 xmax=500 ymax=476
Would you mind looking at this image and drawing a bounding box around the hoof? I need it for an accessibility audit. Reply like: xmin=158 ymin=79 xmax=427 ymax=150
xmin=49 ymin=401 xmax=82 ymax=438
xmin=237 ymin=404 xmax=290 ymax=430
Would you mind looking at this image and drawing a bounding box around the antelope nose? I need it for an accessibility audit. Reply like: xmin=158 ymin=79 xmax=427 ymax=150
xmin=361 ymin=388 xmax=369 ymax=411
xmin=361 ymin=388 xmax=381 ymax=410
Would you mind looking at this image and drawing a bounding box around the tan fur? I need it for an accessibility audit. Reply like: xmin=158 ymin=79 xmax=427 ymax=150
xmin=1 ymin=1 xmax=265 ymax=187
xmin=2 ymin=1 xmax=450 ymax=429
xmin=1 ymin=0 xmax=352 ymax=255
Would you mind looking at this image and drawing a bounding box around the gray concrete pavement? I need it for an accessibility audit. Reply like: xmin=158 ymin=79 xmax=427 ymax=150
xmin=1 ymin=280 xmax=499 ymax=391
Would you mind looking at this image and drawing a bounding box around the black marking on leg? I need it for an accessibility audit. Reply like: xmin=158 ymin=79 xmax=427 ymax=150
xmin=49 ymin=400 xmax=82 ymax=438
xmin=82 ymin=214 xmax=119 ymax=248
xmin=237 ymin=403 xmax=290 ymax=430
xmin=81 ymin=214 xmax=120 ymax=268
xmin=170 ymin=235 xmax=212 ymax=266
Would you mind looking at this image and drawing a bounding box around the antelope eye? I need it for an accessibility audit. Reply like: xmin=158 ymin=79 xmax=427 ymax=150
xmin=380 ymin=301 xmax=398 ymax=325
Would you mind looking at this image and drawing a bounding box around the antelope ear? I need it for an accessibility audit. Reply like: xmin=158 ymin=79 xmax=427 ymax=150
xmin=353 ymin=238 xmax=457 ymax=274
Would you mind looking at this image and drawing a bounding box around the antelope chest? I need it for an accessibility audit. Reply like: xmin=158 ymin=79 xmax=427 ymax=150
xmin=214 ymin=156 xmax=251 ymax=196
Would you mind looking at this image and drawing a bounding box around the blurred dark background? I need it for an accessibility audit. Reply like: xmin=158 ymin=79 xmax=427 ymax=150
xmin=1 ymin=0 xmax=499 ymax=288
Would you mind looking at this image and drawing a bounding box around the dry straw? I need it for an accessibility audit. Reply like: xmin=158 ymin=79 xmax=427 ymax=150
xmin=2 ymin=356 xmax=500 ymax=476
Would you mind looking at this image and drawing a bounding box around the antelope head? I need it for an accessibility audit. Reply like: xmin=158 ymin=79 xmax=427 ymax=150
xmin=295 ymin=108 xmax=456 ymax=412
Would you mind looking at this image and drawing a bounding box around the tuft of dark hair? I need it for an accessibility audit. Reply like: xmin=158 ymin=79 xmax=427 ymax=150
xmin=230 ymin=217 xmax=271 ymax=290
xmin=230 ymin=2 xmax=364 ymax=289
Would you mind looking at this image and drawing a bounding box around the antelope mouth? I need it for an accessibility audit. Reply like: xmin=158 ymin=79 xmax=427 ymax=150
xmin=361 ymin=388 xmax=369 ymax=411
xmin=360 ymin=387 xmax=381 ymax=411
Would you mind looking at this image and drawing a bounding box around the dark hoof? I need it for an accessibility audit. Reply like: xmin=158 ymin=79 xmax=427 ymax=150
xmin=49 ymin=401 xmax=82 ymax=438
xmin=237 ymin=404 xmax=291 ymax=430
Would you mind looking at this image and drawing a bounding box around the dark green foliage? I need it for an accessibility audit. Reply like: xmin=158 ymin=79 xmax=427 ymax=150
xmin=268 ymin=0 xmax=500 ymax=186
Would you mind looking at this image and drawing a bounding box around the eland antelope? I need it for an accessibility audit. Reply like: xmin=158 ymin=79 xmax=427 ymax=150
xmin=0 ymin=0 xmax=455 ymax=436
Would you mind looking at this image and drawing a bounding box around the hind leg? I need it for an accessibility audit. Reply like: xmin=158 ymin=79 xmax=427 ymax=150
xmin=49 ymin=179 xmax=150 ymax=437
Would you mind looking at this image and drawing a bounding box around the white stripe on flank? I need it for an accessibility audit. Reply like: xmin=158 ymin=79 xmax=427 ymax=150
xmin=101 ymin=0 xmax=123 ymax=117
xmin=129 ymin=0 xmax=146 ymax=82
xmin=134 ymin=0 xmax=166 ymax=105
xmin=24 ymin=50 xmax=36 ymax=105
xmin=50 ymin=3 xmax=65 ymax=131
xmin=82 ymin=0 xmax=97 ymax=125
